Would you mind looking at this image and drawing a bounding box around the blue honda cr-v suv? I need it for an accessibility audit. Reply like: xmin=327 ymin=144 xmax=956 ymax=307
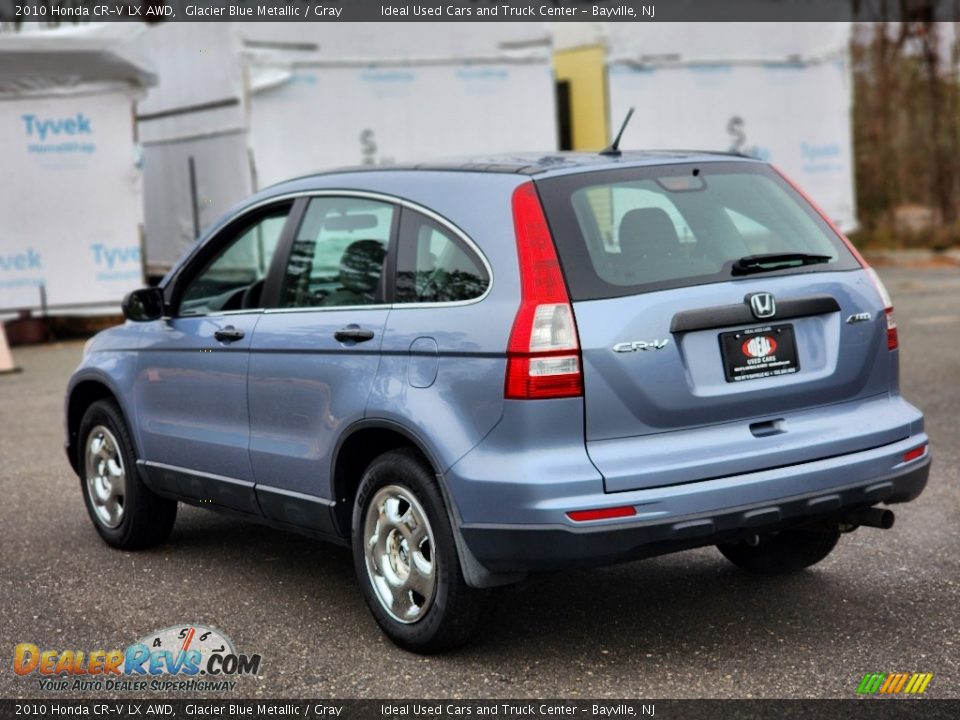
xmin=66 ymin=152 xmax=930 ymax=652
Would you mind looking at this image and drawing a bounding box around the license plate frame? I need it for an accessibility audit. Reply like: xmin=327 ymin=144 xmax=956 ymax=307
xmin=719 ymin=323 xmax=800 ymax=383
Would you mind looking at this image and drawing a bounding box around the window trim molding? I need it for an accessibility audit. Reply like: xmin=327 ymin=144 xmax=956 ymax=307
xmin=165 ymin=199 xmax=298 ymax=317
xmin=394 ymin=206 xmax=492 ymax=307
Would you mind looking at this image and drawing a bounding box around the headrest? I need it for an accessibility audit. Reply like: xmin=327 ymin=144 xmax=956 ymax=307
xmin=618 ymin=207 xmax=680 ymax=264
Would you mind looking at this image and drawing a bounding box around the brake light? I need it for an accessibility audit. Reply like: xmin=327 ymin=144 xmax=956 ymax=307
xmin=505 ymin=183 xmax=583 ymax=400
xmin=567 ymin=506 xmax=637 ymax=522
xmin=773 ymin=166 xmax=898 ymax=351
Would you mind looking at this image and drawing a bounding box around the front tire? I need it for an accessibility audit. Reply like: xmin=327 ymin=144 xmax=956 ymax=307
xmin=717 ymin=525 xmax=841 ymax=575
xmin=77 ymin=399 xmax=177 ymax=550
xmin=351 ymin=449 xmax=485 ymax=653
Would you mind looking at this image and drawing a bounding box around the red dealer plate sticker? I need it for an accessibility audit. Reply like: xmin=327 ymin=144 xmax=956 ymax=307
xmin=719 ymin=324 xmax=800 ymax=383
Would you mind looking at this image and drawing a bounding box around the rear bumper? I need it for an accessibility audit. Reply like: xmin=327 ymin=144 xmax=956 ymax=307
xmin=459 ymin=453 xmax=930 ymax=573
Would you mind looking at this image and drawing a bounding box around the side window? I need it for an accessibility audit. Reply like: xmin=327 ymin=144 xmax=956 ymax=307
xmin=396 ymin=211 xmax=489 ymax=304
xmin=179 ymin=205 xmax=290 ymax=316
xmin=280 ymin=197 xmax=395 ymax=308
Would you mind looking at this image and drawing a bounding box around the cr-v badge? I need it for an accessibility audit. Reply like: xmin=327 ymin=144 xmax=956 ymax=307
xmin=613 ymin=339 xmax=670 ymax=352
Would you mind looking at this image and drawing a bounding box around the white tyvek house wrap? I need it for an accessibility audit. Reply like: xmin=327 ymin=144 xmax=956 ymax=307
xmin=0 ymin=24 xmax=153 ymax=313
xmin=241 ymin=22 xmax=557 ymax=188
xmin=138 ymin=22 xmax=556 ymax=273
xmin=246 ymin=63 xmax=558 ymax=186
xmin=606 ymin=23 xmax=857 ymax=232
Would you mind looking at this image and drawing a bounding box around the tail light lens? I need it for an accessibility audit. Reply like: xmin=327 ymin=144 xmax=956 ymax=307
xmin=884 ymin=309 xmax=898 ymax=350
xmin=773 ymin=166 xmax=898 ymax=352
xmin=865 ymin=268 xmax=898 ymax=351
xmin=505 ymin=183 xmax=583 ymax=400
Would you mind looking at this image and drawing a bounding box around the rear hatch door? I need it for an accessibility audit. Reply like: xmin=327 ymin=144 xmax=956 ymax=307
xmin=536 ymin=160 xmax=907 ymax=492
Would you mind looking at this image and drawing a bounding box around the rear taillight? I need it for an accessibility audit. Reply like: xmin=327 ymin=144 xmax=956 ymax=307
xmin=865 ymin=268 xmax=898 ymax=351
xmin=773 ymin=166 xmax=898 ymax=352
xmin=505 ymin=183 xmax=583 ymax=400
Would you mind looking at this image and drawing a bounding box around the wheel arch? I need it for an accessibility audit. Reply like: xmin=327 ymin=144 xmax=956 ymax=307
xmin=331 ymin=418 xmax=524 ymax=589
xmin=66 ymin=377 xmax=133 ymax=475
xmin=331 ymin=419 xmax=443 ymax=538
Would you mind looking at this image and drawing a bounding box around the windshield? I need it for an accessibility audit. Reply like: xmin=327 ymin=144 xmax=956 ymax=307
xmin=536 ymin=162 xmax=859 ymax=301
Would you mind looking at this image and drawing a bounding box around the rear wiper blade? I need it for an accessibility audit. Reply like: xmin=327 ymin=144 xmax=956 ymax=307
xmin=731 ymin=253 xmax=833 ymax=276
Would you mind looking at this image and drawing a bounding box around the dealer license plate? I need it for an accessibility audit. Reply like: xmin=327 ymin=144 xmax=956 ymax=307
xmin=719 ymin=324 xmax=800 ymax=383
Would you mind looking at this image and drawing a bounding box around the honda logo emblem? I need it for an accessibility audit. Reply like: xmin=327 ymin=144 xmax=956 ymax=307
xmin=748 ymin=292 xmax=776 ymax=319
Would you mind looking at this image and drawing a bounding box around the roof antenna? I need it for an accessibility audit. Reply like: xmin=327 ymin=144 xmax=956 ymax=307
xmin=600 ymin=107 xmax=634 ymax=157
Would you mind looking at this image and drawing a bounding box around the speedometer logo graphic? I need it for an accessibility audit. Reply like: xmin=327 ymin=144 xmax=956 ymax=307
xmin=136 ymin=624 xmax=235 ymax=670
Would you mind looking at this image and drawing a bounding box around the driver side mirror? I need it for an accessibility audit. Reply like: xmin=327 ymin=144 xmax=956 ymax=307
xmin=122 ymin=287 xmax=165 ymax=322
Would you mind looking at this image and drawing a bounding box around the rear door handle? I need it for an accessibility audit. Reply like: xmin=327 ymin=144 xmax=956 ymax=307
xmin=214 ymin=326 xmax=245 ymax=342
xmin=335 ymin=325 xmax=375 ymax=343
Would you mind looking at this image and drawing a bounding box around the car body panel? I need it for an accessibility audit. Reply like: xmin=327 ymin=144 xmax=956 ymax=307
xmin=134 ymin=313 xmax=263 ymax=513
xmin=247 ymin=307 xmax=390 ymax=532
xmin=368 ymin=303 xmax=512 ymax=475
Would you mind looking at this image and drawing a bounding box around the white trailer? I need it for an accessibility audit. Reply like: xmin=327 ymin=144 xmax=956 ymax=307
xmin=136 ymin=22 xmax=253 ymax=276
xmin=0 ymin=24 xmax=154 ymax=313
xmin=606 ymin=23 xmax=857 ymax=231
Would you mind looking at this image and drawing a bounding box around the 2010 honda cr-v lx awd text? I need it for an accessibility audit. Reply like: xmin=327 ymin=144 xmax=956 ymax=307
xmin=66 ymin=151 xmax=930 ymax=652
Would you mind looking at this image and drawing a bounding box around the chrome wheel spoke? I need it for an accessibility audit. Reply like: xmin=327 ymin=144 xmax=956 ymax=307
xmin=105 ymin=497 xmax=122 ymax=526
xmin=406 ymin=562 xmax=434 ymax=600
xmin=383 ymin=497 xmax=403 ymax=524
xmin=94 ymin=477 xmax=112 ymax=504
xmin=401 ymin=508 xmax=426 ymax=546
xmin=411 ymin=542 xmax=433 ymax=577
xmin=106 ymin=457 xmax=123 ymax=477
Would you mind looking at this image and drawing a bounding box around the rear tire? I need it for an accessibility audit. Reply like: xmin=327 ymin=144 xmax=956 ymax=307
xmin=717 ymin=525 xmax=841 ymax=575
xmin=77 ymin=399 xmax=177 ymax=550
xmin=352 ymin=448 xmax=486 ymax=653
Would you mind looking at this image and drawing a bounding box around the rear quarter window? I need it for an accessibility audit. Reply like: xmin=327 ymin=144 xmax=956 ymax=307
xmin=536 ymin=162 xmax=860 ymax=300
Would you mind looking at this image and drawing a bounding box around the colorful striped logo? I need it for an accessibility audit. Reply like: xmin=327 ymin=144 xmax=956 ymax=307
xmin=856 ymin=672 xmax=933 ymax=695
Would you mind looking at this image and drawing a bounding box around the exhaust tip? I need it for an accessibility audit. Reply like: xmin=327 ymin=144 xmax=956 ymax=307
xmin=843 ymin=507 xmax=895 ymax=530
xmin=876 ymin=509 xmax=895 ymax=530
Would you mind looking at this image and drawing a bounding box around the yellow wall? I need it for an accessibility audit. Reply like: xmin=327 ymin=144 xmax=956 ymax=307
xmin=553 ymin=45 xmax=609 ymax=151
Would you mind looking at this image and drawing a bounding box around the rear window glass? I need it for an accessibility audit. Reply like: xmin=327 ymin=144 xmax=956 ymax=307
xmin=536 ymin=162 xmax=859 ymax=301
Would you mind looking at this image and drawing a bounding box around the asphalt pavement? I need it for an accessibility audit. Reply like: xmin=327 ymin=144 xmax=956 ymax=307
xmin=1 ymin=267 xmax=958 ymax=700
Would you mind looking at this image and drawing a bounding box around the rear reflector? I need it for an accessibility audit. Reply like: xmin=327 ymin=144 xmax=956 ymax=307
xmin=567 ymin=506 xmax=637 ymax=522
xmin=505 ymin=183 xmax=584 ymax=400
xmin=903 ymin=445 xmax=927 ymax=463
